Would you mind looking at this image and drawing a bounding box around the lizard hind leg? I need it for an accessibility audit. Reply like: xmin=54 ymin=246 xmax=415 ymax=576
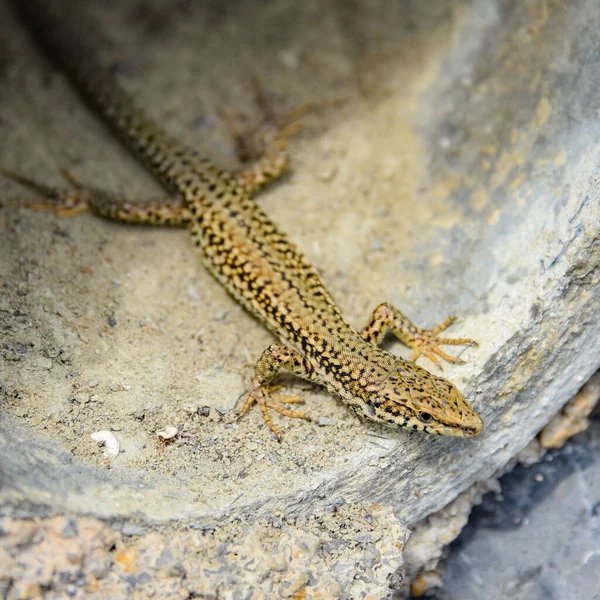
xmin=239 ymin=343 xmax=317 ymax=438
xmin=0 ymin=167 xmax=90 ymax=217
xmin=0 ymin=166 xmax=189 ymax=226
xmin=360 ymin=302 xmax=478 ymax=370
xmin=224 ymin=77 xmax=312 ymax=195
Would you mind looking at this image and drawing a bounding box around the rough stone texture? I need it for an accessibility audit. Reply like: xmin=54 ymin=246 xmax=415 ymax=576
xmin=1 ymin=0 xmax=599 ymax=596
xmin=401 ymin=479 xmax=501 ymax=596
xmin=0 ymin=504 xmax=408 ymax=599
xmin=438 ymin=399 xmax=600 ymax=600
xmin=538 ymin=370 xmax=600 ymax=450
xmin=398 ymin=371 xmax=600 ymax=598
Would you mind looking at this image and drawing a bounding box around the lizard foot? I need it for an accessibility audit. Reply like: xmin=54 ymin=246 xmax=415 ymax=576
xmin=0 ymin=167 xmax=90 ymax=217
xmin=409 ymin=316 xmax=478 ymax=370
xmin=222 ymin=77 xmax=312 ymax=194
xmin=239 ymin=385 xmax=309 ymax=439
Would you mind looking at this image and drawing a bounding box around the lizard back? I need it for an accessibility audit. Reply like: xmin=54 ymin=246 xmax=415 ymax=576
xmin=16 ymin=0 xmax=360 ymax=356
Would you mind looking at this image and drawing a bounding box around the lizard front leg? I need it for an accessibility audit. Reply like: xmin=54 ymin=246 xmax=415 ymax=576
xmin=239 ymin=343 xmax=318 ymax=438
xmin=360 ymin=302 xmax=477 ymax=368
xmin=0 ymin=167 xmax=189 ymax=226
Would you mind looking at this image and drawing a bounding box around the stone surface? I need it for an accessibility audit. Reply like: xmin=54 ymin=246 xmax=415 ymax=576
xmin=437 ymin=406 xmax=600 ymax=600
xmin=1 ymin=0 xmax=600 ymax=596
xmin=539 ymin=371 xmax=600 ymax=450
xmin=401 ymin=479 xmax=501 ymax=596
xmin=397 ymin=371 xmax=600 ymax=598
xmin=0 ymin=505 xmax=408 ymax=599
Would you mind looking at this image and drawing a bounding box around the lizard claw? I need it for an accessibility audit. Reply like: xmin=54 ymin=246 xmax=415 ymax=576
xmin=239 ymin=385 xmax=309 ymax=439
xmin=408 ymin=317 xmax=477 ymax=370
xmin=0 ymin=166 xmax=90 ymax=217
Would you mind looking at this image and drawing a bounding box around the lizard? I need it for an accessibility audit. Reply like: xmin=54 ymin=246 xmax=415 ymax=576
xmin=2 ymin=0 xmax=483 ymax=439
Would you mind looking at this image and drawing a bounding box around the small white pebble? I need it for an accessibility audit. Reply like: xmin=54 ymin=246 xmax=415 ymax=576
xmin=439 ymin=137 xmax=451 ymax=150
xmin=187 ymin=283 xmax=200 ymax=299
xmin=90 ymin=431 xmax=120 ymax=456
xmin=317 ymin=164 xmax=338 ymax=182
xmin=266 ymin=452 xmax=279 ymax=464
xmin=33 ymin=357 xmax=53 ymax=370
xmin=157 ymin=426 xmax=178 ymax=441
xmin=316 ymin=416 xmax=337 ymax=427
xmin=279 ymin=49 xmax=299 ymax=69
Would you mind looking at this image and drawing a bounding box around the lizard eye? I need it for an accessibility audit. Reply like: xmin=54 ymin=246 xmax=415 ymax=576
xmin=418 ymin=411 xmax=432 ymax=423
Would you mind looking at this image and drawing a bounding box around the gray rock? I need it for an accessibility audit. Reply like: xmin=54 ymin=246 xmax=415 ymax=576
xmin=440 ymin=417 xmax=600 ymax=600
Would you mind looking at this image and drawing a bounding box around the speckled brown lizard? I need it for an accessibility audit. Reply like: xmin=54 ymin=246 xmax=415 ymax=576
xmin=2 ymin=0 xmax=483 ymax=438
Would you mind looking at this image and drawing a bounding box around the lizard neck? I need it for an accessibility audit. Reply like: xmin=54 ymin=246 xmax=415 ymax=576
xmin=299 ymin=317 xmax=397 ymax=397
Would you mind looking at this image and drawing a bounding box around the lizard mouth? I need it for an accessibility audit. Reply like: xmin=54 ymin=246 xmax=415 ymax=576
xmin=423 ymin=411 xmax=483 ymax=437
xmin=439 ymin=415 xmax=484 ymax=437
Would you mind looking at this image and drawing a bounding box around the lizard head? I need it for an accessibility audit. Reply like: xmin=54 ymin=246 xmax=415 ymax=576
xmin=355 ymin=359 xmax=483 ymax=437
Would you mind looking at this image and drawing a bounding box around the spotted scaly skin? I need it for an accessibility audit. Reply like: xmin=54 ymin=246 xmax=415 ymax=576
xmin=7 ymin=0 xmax=483 ymax=439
